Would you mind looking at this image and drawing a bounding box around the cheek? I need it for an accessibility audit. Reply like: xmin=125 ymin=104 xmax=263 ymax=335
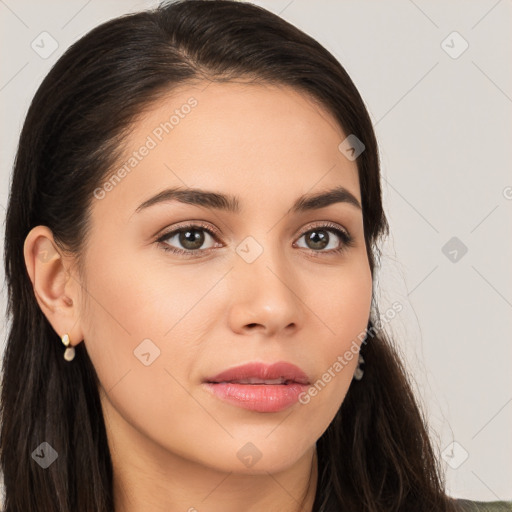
xmin=313 ymin=256 xmax=373 ymax=347
xmin=79 ymin=244 xmax=222 ymax=395
xmin=302 ymin=259 xmax=372 ymax=415
xmin=81 ymin=243 xmax=202 ymax=339
xmin=79 ymin=253 xmax=213 ymax=452
xmin=77 ymin=245 xmax=167 ymax=388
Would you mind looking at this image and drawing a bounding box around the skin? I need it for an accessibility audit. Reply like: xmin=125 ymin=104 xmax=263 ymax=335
xmin=24 ymin=81 xmax=373 ymax=512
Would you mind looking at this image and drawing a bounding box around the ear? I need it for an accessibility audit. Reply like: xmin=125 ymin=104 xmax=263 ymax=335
xmin=23 ymin=225 xmax=84 ymax=348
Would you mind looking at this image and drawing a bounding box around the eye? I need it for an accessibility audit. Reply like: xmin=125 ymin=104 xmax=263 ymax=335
xmin=156 ymin=222 xmax=221 ymax=256
xmin=294 ymin=222 xmax=354 ymax=255
xmin=155 ymin=221 xmax=355 ymax=258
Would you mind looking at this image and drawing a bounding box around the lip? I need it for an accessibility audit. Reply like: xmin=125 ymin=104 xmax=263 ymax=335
xmin=205 ymin=361 xmax=310 ymax=385
xmin=203 ymin=361 xmax=311 ymax=413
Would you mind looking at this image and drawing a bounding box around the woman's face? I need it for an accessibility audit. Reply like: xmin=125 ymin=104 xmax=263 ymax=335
xmin=77 ymin=81 xmax=373 ymax=474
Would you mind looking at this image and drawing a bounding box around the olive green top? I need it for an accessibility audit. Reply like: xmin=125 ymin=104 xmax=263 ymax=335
xmin=455 ymin=500 xmax=512 ymax=511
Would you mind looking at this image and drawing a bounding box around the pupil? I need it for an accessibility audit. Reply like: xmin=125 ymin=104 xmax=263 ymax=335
xmin=308 ymin=230 xmax=328 ymax=250
xmin=180 ymin=229 xmax=204 ymax=250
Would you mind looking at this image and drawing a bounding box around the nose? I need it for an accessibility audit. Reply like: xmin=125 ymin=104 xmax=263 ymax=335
xmin=227 ymin=244 xmax=304 ymax=337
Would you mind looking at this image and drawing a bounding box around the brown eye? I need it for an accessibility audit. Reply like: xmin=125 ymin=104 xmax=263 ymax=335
xmin=157 ymin=224 xmax=219 ymax=255
xmin=176 ymin=228 xmax=206 ymax=250
xmin=303 ymin=229 xmax=330 ymax=250
xmin=295 ymin=224 xmax=354 ymax=255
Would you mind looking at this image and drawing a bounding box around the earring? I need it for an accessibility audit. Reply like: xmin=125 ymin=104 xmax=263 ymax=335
xmin=353 ymin=354 xmax=365 ymax=381
xmin=61 ymin=333 xmax=75 ymax=361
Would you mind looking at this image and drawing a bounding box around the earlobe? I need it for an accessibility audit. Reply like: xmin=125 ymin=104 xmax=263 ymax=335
xmin=23 ymin=225 xmax=84 ymax=347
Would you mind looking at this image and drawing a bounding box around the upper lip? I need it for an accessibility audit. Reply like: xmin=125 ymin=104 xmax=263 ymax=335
xmin=205 ymin=361 xmax=310 ymax=385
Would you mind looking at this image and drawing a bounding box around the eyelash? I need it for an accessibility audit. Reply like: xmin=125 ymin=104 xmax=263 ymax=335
xmin=155 ymin=221 xmax=355 ymax=258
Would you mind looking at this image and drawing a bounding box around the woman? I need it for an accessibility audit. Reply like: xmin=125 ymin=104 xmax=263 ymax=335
xmin=1 ymin=1 xmax=510 ymax=511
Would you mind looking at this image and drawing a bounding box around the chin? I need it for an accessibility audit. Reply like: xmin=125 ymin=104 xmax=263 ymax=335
xmin=193 ymin=436 xmax=314 ymax=475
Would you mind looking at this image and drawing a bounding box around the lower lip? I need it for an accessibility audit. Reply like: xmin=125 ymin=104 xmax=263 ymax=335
xmin=203 ymin=382 xmax=309 ymax=412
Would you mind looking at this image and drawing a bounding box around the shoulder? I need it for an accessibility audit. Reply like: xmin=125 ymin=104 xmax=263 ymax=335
xmin=453 ymin=499 xmax=512 ymax=512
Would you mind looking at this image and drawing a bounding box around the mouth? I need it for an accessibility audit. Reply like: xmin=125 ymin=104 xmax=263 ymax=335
xmin=204 ymin=360 xmax=310 ymax=386
xmin=206 ymin=377 xmax=303 ymax=385
xmin=203 ymin=361 xmax=311 ymax=413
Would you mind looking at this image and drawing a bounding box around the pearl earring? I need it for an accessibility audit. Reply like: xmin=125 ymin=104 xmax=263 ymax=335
xmin=353 ymin=354 xmax=365 ymax=381
xmin=61 ymin=333 xmax=75 ymax=361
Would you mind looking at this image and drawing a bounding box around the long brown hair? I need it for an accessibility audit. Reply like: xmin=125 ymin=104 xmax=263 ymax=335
xmin=1 ymin=1 xmax=459 ymax=510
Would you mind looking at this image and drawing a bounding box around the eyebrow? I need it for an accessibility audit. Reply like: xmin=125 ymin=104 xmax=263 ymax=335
xmin=134 ymin=185 xmax=362 ymax=214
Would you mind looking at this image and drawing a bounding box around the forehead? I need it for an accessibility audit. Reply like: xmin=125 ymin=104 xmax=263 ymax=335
xmin=90 ymin=80 xmax=361 ymax=219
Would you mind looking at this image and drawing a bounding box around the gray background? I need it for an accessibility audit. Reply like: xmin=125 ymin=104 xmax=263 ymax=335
xmin=1 ymin=0 xmax=511 ymax=502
